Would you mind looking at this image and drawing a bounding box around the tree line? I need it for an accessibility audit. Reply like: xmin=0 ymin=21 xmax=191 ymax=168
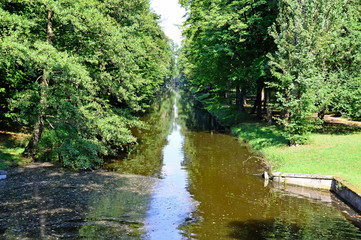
xmin=0 ymin=0 xmax=174 ymax=169
xmin=179 ymin=0 xmax=361 ymax=145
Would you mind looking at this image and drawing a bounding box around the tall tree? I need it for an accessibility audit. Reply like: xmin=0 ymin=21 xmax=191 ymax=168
xmin=329 ymin=0 xmax=361 ymax=120
xmin=0 ymin=0 xmax=172 ymax=169
xmin=179 ymin=0 xmax=276 ymax=117
xmin=268 ymin=0 xmax=347 ymax=144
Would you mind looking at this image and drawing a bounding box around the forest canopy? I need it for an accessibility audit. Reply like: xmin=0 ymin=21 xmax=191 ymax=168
xmin=1 ymin=0 xmax=360 ymax=168
xmin=0 ymin=0 xmax=174 ymax=169
xmin=179 ymin=0 xmax=361 ymax=145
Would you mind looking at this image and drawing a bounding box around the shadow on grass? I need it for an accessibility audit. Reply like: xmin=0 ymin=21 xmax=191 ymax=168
xmin=0 ymin=132 xmax=28 ymax=169
xmin=0 ymin=149 xmax=17 ymax=169
xmin=320 ymin=123 xmax=361 ymax=135
xmin=232 ymin=123 xmax=288 ymax=150
xmin=233 ymin=120 xmax=361 ymax=152
xmin=0 ymin=131 xmax=28 ymax=148
xmin=213 ymin=105 xmax=258 ymax=127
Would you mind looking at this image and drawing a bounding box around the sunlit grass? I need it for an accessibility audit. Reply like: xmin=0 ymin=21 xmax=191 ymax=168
xmin=232 ymin=122 xmax=361 ymax=189
xmin=0 ymin=131 xmax=30 ymax=170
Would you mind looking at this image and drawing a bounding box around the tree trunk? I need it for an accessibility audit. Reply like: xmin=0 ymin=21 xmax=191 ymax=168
xmin=23 ymin=71 xmax=49 ymax=159
xmin=281 ymin=92 xmax=290 ymax=129
xmin=225 ymin=81 xmax=231 ymax=105
xmin=266 ymin=89 xmax=272 ymax=125
xmin=220 ymin=91 xmax=226 ymax=102
xmin=236 ymin=86 xmax=246 ymax=112
xmin=257 ymin=86 xmax=264 ymax=119
xmin=236 ymin=86 xmax=241 ymax=107
xmin=318 ymin=108 xmax=326 ymax=120
xmin=251 ymin=98 xmax=256 ymax=114
xmin=23 ymin=111 xmax=45 ymax=158
xmin=23 ymin=9 xmax=53 ymax=159
xmin=263 ymin=88 xmax=267 ymax=111
xmin=46 ymin=9 xmax=54 ymax=44
xmin=251 ymin=83 xmax=263 ymax=119
xmin=241 ymin=87 xmax=246 ymax=112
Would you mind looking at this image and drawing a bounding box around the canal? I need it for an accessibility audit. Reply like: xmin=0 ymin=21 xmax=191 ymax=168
xmin=0 ymin=93 xmax=360 ymax=239
xmin=107 ymin=93 xmax=361 ymax=239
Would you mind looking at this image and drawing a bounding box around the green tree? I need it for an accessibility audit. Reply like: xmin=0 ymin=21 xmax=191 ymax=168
xmin=329 ymin=0 xmax=361 ymax=120
xmin=179 ymin=0 xmax=276 ymax=118
xmin=268 ymin=0 xmax=347 ymax=145
xmin=0 ymin=0 xmax=172 ymax=169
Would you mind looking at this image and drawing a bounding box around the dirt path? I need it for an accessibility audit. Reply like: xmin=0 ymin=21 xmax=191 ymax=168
xmin=0 ymin=163 xmax=158 ymax=239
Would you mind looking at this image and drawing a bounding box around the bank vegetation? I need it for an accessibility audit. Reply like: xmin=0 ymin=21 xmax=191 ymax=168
xmin=0 ymin=0 xmax=175 ymax=169
xmin=179 ymin=0 xmax=361 ymax=145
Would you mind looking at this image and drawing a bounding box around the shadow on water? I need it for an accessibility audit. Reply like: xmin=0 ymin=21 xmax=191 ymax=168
xmin=0 ymin=163 xmax=156 ymax=239
xmin=104 ymin=92 xmax=175 ymax=177
xmin=177 ymin=94 xmax=228 ymax=133
xmin=2 ymin=93 xmax=361 ymax=239
xmin=228 ymin=217 xmax=361 ymax=240
xmin=175 ymin=93 xmax=361 ymax=240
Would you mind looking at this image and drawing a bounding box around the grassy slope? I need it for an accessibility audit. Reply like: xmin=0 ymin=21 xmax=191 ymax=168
xmin=0 ymin=131 xmax=30 ymax=170
xmin=231 ymin=121 xmax=361 ymax=189
xmin=171 ymin=99 xmax=361 ymax=189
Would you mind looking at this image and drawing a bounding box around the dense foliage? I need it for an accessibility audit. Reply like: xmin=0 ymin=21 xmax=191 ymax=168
xmin=0 ymin=0 xmax=174 ymax=169
xmin=179 ymin=0 xmax=276 ymax=116
xmin=179 ymin=0 xmax=361 ymax=145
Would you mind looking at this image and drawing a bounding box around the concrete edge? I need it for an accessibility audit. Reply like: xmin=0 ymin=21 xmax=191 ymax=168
xmin=272 ymin=172 xmax=334 ymax=180
xmin=331 ymin=179 xmax=361 ymax=214
xmin=272 ymin=172 xmax=334 ymax=190
xmin=270 ymin=172 xmax=361 ymax=213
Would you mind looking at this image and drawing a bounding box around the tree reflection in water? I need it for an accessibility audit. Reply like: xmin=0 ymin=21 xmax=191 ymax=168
xmin=177 ymin=93 xmax=361 ymax=240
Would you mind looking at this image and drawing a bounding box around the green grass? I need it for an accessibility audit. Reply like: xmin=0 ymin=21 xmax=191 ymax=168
xmin=232 ymin=122 xmax=361 ymax=190
xmin=0 ymin=131 xmax=30 ymax=170
xmin=206 ymin=104 xmax=258 ymax=127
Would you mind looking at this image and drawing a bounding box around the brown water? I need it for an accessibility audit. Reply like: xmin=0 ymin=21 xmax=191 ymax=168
xmin=105 ymin=94 xmax=361 ymax=239
xmin=3 ymin=94 xmax=360 ymax=239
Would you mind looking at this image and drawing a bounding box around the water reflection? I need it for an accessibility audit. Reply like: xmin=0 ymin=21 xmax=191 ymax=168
xmin=79 ymin=177 xmax=155 ymax=239
xmin=177 ymin=93 xmax=361 ymax=240
xmin=104 ymin=93 xmax=175 ymax=176
xmin=145 ymin=100 xmax=195 ymax=239
xmin=109 ymin=92 xmax=361 ymax=239
xmin=2 ymin=93 xmax=359 ymax=239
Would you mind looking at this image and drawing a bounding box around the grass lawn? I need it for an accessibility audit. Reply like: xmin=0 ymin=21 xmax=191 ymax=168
xmin=232 ymin=122 xmax=361 ymax=189
xmin=0 ymin=131 xmax=31 ymax=170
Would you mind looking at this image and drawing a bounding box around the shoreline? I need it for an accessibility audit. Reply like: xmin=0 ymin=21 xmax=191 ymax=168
xmin=229 ymin=121 xmax=361 ymax=215
xmin=270 ymin=172 xmax=361 ymax=214
xmin=0 ymin=162 xmax=157 ymax=239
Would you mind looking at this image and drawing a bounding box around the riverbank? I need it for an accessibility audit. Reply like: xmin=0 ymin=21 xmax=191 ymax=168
xmin=0 ymin=130 xmax=30 ymax=170
xmin=231 ymin=120 xmax=361 ymax=190
xmin=200 ymin=103 xmax=361 ymax=190
xmin=0 ymin=162 xmax=157 ymax=239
